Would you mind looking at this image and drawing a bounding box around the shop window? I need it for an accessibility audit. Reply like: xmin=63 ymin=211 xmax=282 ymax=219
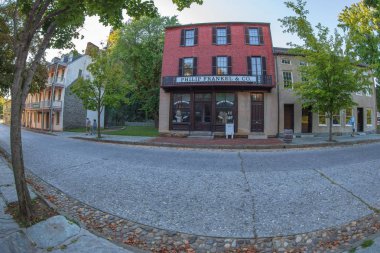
xmin=172 ymin=94 xmax=190 ymax=123
xmin=212 ymin=27 xmax=231 ymax=45
xmin=332 ymin=111 xmax=341 ymax=126
xmin=215 ymin=93 xmax=235 ymax=124
xmin=319 ymin=112 xmax=327 ymax=126
xmin=282 ymin=58 xmax=291 ymax=64
xmin=283 ymin=71 xmax=293 ymax=88
xmin=178 ymin=57 xmax=197 ymax=76
xmin=212 ymin=56 xmax=231 ymax=75
xmin=180 ymin=28 xmax=198 ymax=46
xmin=345 ymin=108 xmax=353 ymax=126
xmin=366 ymin=108 xmax=372 ymax=125
xmin=245 ymin=27 xmax=263 ymax=45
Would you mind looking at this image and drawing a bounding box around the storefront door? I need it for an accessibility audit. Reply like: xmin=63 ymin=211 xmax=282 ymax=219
xmin=357 ymin=108 xmax=364 ymax=132
xmin=251 ymin=93 xmax=264 ymax=132
xmin=284 ymin=104 xmax=294 ymax=131
xmin=301 ymin=106 xmax=312 ymax=133
xmin=194 ymin=93 xmax=212 ymax=131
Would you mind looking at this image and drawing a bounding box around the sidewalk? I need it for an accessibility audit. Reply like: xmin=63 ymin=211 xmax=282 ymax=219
xmin=61 ymin=131 xmax=380 ymax=149
xmin=0 ymin=158 xmax=136 ymax=253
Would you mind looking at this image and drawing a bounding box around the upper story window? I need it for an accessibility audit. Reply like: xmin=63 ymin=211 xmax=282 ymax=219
xmin=212 ymin=56 xmax=231 ymax=75
xmin=178 ymin=57 xmax=197 ymax=76
xmin=212 ymin=27 xmax=231 ymax=45
xmin=281 ymin=58 xmax=291 ymax=64
xmin=180 ymin=28 xmax=198 ymax=46
xmin=247 ymin=56 xmax=267 ymax=83
xmin=78 ymin=69 xmax=82 ymax=78
xmin=283 ymin=71 xmax=293 ymax=88
xmin=245 ymin=27 xmax=263 ymax=45
xmin=299 ymin=61 xmax=307 ymax=66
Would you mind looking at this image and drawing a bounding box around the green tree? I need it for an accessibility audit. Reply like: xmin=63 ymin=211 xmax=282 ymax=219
xmin=339 ymin=0 xmax=380 ymax=112
xmin=70 ymin=50 xmax=128 ymax=138
xmin=279 ymin=0 xmax=372 ymax=141
xmin=108 ymin=15 xmax=179 ymax=121
xmin=1 ymin=0 xmax=202 ymax=223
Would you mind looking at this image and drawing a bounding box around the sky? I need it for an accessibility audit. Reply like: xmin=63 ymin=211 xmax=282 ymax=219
xmin=45 ymin=0 xmax=360 ymax=61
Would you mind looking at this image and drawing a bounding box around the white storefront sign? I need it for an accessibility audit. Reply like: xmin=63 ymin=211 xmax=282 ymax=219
xmin=225 ymin=123 xmax=234 ymax=139
xmin=176 ymin=75 xmax=262 ymax=84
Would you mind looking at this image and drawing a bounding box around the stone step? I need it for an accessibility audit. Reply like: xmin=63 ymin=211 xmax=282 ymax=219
xmin=248 ymin=133 xmax=267 ymax=139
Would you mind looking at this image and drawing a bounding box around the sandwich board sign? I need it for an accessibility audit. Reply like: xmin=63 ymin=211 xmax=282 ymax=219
xmin=225 ymin=123 xmax=234 ymax=139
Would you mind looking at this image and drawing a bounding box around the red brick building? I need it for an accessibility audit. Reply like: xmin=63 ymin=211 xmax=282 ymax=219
xmin=159 ymin=22 xmax=278 ymax=137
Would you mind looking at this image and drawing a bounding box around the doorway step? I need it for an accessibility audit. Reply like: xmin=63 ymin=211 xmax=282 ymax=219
xmin=188 ymin=131 xmax=214 ymax=139
xmin=248 ymin=133 xmax=267 ymax=139
xmin=299 ymin=134 xmax=315 ymax=138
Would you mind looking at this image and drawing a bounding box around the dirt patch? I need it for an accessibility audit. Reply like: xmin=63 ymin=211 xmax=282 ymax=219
xmin=6 ymin=197 xmax=58 ymax=227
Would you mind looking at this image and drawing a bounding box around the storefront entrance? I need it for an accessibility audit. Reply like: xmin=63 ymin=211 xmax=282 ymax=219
xmin=251 ymin=93 xmax=264 ymax=132
xmin=301 ymin=106 xmax=312 ymax=133
xmin=357 ymin=107 xmax=364 ymax=132
xmin=194 ymin=93 xmax=212 ymax=131
xmin=284 ymin=104 xmax=294 ymax=131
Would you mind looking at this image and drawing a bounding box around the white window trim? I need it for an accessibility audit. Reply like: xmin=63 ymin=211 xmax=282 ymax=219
xmin=332 ymin=110 xmax=342 ymax=127
xmin=283 ymin=71 xmax=293 ymax=89
xmin=345 ymin=109 xmax=354 ymax=126
xmin=318 ymin=112 xmax=327 ymax=126
xmin=366 ymin=108 xmax=373 ymax=126
xmin=281 ymin=58 xmax=291 ymax=65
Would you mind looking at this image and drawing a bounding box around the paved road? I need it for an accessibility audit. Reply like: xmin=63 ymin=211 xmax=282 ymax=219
xmin=0 ymin=124 xmax=379 ymax=238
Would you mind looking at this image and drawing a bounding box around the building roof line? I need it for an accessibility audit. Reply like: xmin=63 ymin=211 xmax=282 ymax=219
xmin=166 ymin=21 xmax=271 ymax=29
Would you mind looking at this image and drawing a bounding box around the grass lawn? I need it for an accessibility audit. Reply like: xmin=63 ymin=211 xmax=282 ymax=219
xmin=66 ymin=127 xmax=87 ymax=132
xmin=104 ymin=126 xmax=158 ymax=137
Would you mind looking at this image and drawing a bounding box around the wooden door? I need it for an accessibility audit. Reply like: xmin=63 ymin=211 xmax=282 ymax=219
xmin=284 ymin=104 xmax=294 ymax=131
xmin=357 ymin=108 xmax=364 ymax=132
xmin=301 ymin=107 xmax=312 ymax=133
xmin=194 ymin=93 xmax=212 ymax=131
xmin=251 ymin=93 xmax=264 ymax=132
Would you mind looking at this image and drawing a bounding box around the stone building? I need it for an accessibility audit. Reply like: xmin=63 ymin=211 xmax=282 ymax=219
xmin=23 ymin=43 xmax=105 ymax=131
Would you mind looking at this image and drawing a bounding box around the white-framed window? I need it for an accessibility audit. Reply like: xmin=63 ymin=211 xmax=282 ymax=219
xmin=332 ymin=111 xmax=341 ymax=126
xmin=283 ymin=71 xmax=293 ymax=88
xmin=281 ymin=58 xmax=291 ymax=64
xmin=318 ymin=112 xmax=327 ymax=126
xmin=248 ymin=28 xmax=261 ymax=45
xmin=345 ymin=108 xmax=353 ymax=126
xmin=366 ymin=108 xmax=372 ymax=126
xmin=216 ymin=28 xmax=227 ymax=45
xmin=183 ymin=58 xmax=194 ymax=76
xmin=356 ymin=91 xmax=363 ymax=96
xmin=299 ymin=61 xmax=307 ymax=66
xmin=185 ymin=29 xmax=195 ymax=46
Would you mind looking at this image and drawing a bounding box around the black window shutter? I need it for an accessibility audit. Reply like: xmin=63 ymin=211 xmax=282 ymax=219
xmin=227 ymin=26 xmax=231 ymax=44
xmin=212 ymin=57 xmax=216 ymax=75
xmin=212 ymin=27 xmax=216 ymax=44
xmin=193 ymin=57 xmax=197 ymax=75
xmin=228 ymin=56 xmax=232 ymax=75
xmin=245 ymin=27 xmax=249 ymax=44
xmin=178 ymin=58 xmax=183 ymax=76
xmin=259 ymin=27 xmax=264 ymax=45
xmin=247 ymin=57 xmax=252 ymax=75
xmin=262 ymin=57 xmax=267 ymax=76
xmin=180 ymin=29 xmax=185 ymax=46
xmin=194 ymin=28 xmax=198 ymax=45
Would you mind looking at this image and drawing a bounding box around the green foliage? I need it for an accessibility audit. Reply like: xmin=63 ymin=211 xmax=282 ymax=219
xmin=361 ymin=239 xmax=374 ymax=248
xmin=108 ymin=15 xmax=179 ymax=120
xmin=70 ymin=50 xmax=129 ymax=137
xmin=279 ymin=0 xmax=372 ymax=140
xmin=339 ymin=1 xmax=380 ymax=79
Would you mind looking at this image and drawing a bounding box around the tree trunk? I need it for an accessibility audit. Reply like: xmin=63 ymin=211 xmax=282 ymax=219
xmin=97 ymin=109 xmax=101 ymax=139
xmin=328 ymin=114 xmax=333 ymax=142
xmin=10 ymin=95 xmax=32 ymax=222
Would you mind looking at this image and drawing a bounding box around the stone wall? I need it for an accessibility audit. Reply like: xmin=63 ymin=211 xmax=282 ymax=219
xmin=62 ymin=84 xmax=87 ymax=129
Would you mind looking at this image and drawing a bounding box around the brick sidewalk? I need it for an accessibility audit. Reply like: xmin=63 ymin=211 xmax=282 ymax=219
xmin=148 ymin=137 xmax=284 ymax=146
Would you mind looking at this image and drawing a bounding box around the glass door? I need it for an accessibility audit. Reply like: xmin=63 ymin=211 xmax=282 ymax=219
xmin=194 ymin=93 xmax=212 ymax=131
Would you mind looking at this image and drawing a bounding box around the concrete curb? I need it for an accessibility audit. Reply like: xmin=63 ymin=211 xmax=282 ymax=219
xmin=70 ymin=136 xmax=380 ymax=150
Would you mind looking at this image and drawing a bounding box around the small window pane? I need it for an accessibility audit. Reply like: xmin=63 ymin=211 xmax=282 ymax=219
xmin=319 ymin=112 xmax=327 ymax=125
xmin=345 ymin=108 xmax=353 ymax=125
xmin=173 ymin=94 xmax=190 ymax=123
xmin=217 ymin=57 xmax=228 ymax=75
xmin=283 ymin=72 xmax=293 ymax=88
xmin=248 ymin=28 xmax=260 ymax=45
xmin=216 ymin=93 xmax=235 ymax=124
xmin=183 ymin=58 xmax=194 ymax=76
xmin=251 ymin=93 xmax=263 ymax=101
xmin=367 ymin=109 xmax=372 ymax=125
xmin=282 ymin=59 xmax=291 ymax=64
xmin=332 ymin=111 xmax=341 ymax=125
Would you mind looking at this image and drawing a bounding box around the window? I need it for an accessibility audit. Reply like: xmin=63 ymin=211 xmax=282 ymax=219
xmin=56 ymin=111 xmax=60 ymax=125
xmin=78 ymin=69 xmax=82 ymax=78
xmin=212 ymin=56 xmax=231 ymax=75
xmin=212 ymin=27 xmax=231 ymax=45
xmin=172 ymin=94 xmax=190 ymax=123
xmin=345 ymin=108 xmax=353 ymax=126
xmin=367 ymin=109 xmax=372 ymax=125
xmin=216 ymin=93 xmax=235 ymax=124
xmin=299 ymin=61 xmax=307 ymax=66
xmin=283 ymin=71 xmax=293 ymax=88
xmin=332 ymin=111 xmax=341 ymax=126
xmin=281 ymin=58 xmax=291 ymax=64
xmin=356 ymin=91 xmax=363 ymax=96
xmin=245 ymin=27 xmax=263 ymax=45
xmin=180 ymin=28 xmax=198 ymax=46
xmin=60 ymin=72 xmax=64 ymax=81
xmin=247 ymin=57 xmax=266 ymax=83
xmin=365 ymin=88 xmax=372 ymax=97
xmin=178 ymin=57 xmax=197 ymax=76
xmin=319 ymin=112 xmax=327 ymax=126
